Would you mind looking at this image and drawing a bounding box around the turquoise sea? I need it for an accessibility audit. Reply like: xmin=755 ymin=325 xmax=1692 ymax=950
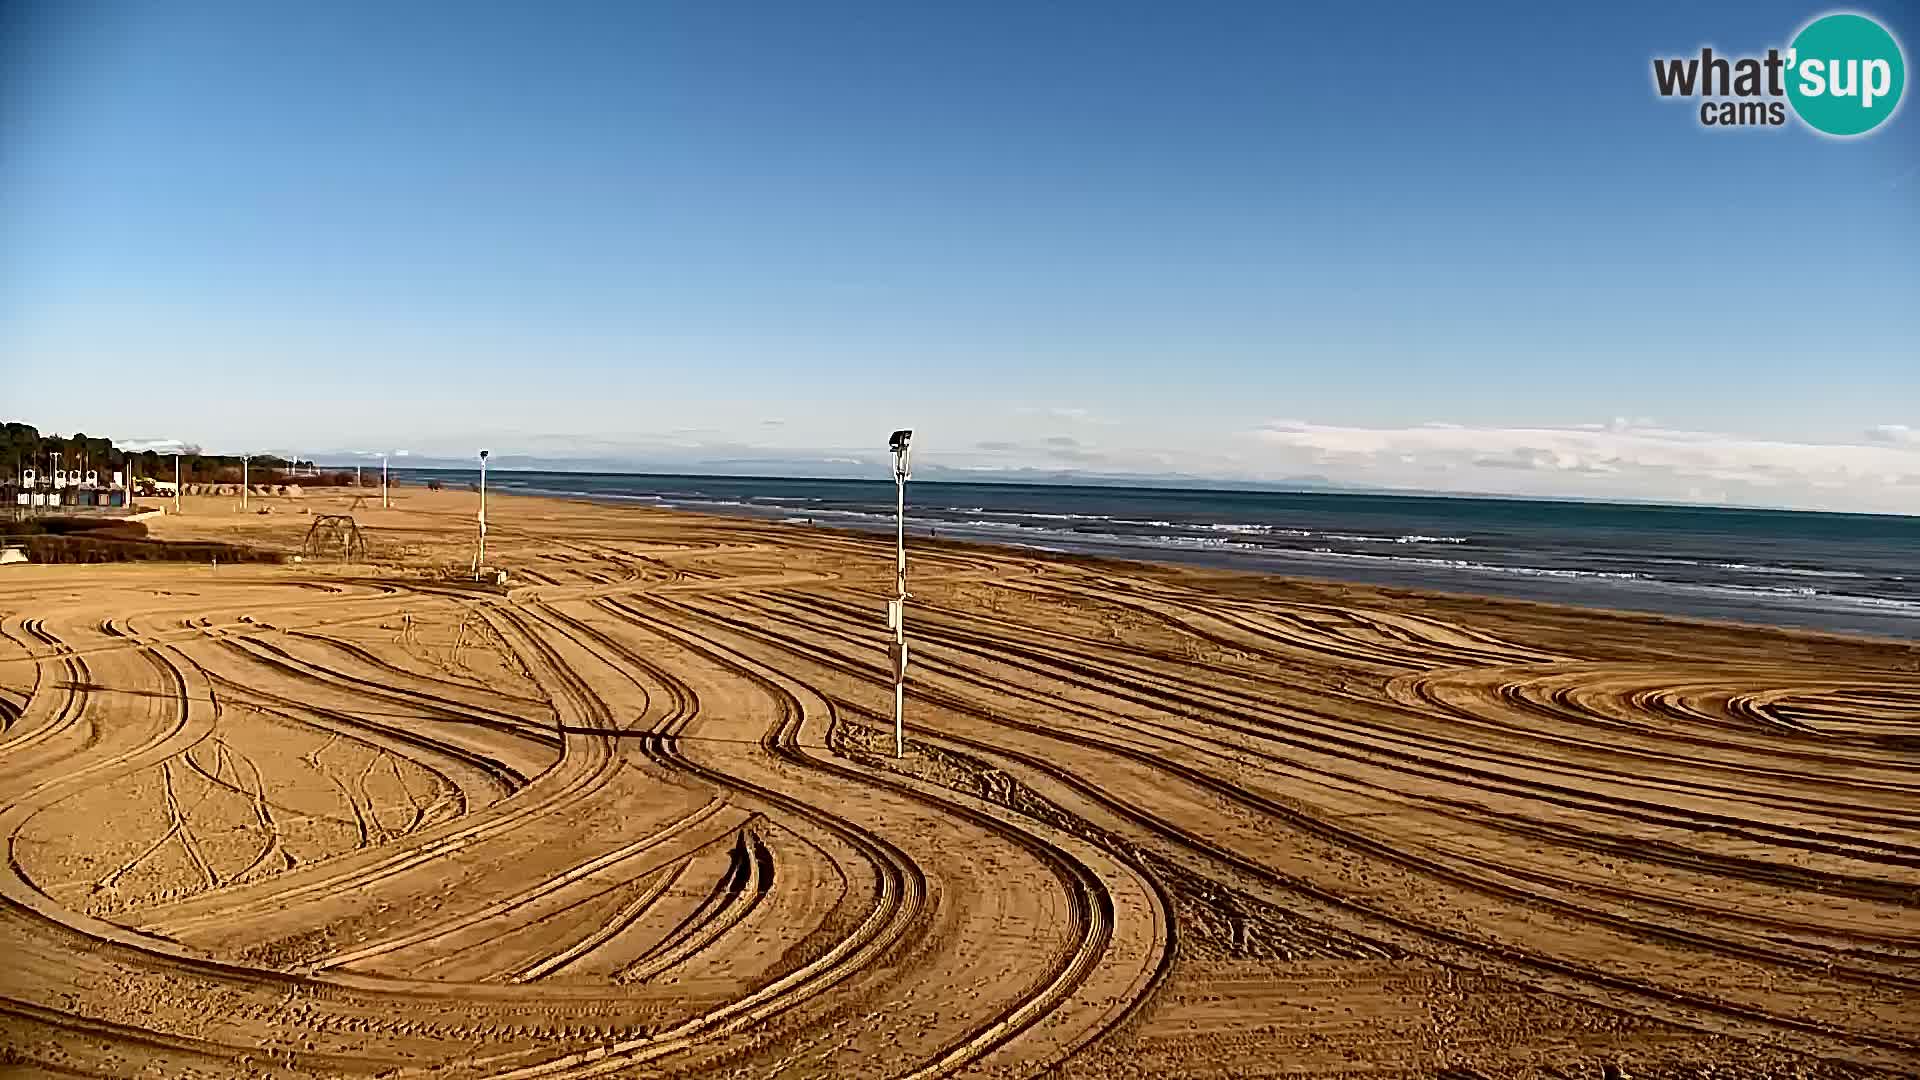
xmin=413 ymin=471 xmax=1920 ymax=640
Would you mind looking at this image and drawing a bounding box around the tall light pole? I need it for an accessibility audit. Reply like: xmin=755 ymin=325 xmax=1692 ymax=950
xmin=174 ymin=452 xmax=182 ymax=515
xmin=886 ymin=429 xmax=913 ymax=758
xmin=381 ymin=453 xmax=390 ymax=509
xmin=241 ymin=455 xmax=250 ymax=510
xmin=475 ymin=449 xmax=490 ymax=580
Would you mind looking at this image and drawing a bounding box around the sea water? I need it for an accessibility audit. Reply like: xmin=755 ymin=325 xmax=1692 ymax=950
xmin=422 ymin=470 xmax=1920 ymax=640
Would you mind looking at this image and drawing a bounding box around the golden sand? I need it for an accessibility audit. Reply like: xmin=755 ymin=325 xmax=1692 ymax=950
xmin=1 ymin=486 xmax=1915 ymax=1078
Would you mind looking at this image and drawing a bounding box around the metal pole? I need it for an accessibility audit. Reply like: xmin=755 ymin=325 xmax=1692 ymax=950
xmin=174 ymin=453 xmax=181 ymax=515
xmin=894 ymin=466 xmax=905 ymax=758
xmin=242 ymin=455 xmax=249 ymax=511
xmin=891 ymin=438 xmax=910 ymax=758
xmin=382 ymin=455 xmax=390 ymax=509
xmin=475 ymin=449 xmax=489 ymax=580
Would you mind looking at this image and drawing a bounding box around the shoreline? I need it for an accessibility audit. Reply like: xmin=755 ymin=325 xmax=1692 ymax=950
xmin=516 ymin=484 xmax=1920 ymax=645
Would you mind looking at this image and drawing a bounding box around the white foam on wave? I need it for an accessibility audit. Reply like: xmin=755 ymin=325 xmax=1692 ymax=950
xmin=1202 ymin=523 xmax=1305 ymax=535
xmin=944 ymin=514 xmax=1445 ymax=544
xmin=1302 ymin=548 xmax=1650 ymax=580
xmin=532 ymin=483 xmax=1917 ymax=620
xmin=1295 ymin=550 xmax=1919 ymax=613
xmin=1322 ymin=532 xmax=1469 ymax=545
xmin=1714 ymin=562 xmax=1870 ymax=580
xmin=1664 ymin=581 xmax=1920 ymax=611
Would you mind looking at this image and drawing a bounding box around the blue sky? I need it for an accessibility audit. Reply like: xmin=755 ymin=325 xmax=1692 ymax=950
xmin=4 ymin=1 xmax=1917 ymax=511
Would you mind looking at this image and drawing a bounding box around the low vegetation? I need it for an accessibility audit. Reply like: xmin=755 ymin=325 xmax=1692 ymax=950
xmin=0 ymin=516 xmax=279 ymax=564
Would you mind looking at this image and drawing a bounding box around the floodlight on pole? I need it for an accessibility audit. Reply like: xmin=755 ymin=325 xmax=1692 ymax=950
xmin=382 ymin=454 xmax=390 ymax=509
xmin=886 ymin=428 xmax=913 ymax=758
xmin=475 ymin=449 xmax=490 ymax=580
xmin=242 ymin=455 xmax=250 ymax=511
xmin=174 ymin=452 xmax=181 ymax=516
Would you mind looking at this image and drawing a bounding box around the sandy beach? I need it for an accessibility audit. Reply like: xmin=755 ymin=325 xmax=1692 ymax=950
xmin=2 ymin=485 xmax=1917 ymax=1079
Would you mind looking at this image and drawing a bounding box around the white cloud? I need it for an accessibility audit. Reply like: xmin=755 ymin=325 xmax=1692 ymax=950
xmin=1246 ymin=418 xmax=1920 ymax=513
xmin=115 ymin=438 xmax=200 ymax=454
xmin=1014 ymin=405 xmax=1097 ymax=423
xmin=315 ymin=417 xmax=1920 ymax=515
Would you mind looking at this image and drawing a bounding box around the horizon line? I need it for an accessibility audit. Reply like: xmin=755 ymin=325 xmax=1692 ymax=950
xmin=360 ymin=463 xmax=1920 ymax=520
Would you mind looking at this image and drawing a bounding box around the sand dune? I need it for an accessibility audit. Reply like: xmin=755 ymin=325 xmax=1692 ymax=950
xmin=1 ymin=487 xmax=1915 ymax=1078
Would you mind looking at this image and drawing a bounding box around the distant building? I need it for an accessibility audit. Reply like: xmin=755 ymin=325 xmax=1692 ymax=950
xmin=10 ymin=466 xmax=130 ymax=510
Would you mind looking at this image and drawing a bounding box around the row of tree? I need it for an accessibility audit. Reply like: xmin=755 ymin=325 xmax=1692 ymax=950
xmin=1 ymin=421 xmax=368 ymax=487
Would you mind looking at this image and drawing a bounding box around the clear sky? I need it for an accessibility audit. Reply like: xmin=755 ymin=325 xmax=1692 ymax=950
xmin=4 ymin=2 xmax=1917 ymax=511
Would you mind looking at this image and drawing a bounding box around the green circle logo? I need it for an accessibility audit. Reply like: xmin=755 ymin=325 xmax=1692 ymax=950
xmin=1787 ymin=13 xmax=1906 ymax=136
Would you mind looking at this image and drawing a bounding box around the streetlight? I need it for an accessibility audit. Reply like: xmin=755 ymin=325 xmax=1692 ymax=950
xmin=474 ymin=449 xmax=489 ymax=580
xmin=241 ymin=455 xmax=250 ymax=510
xmin=886 ymin=428 xmax=913 ymax=758
xmin=355 ymin=449 xmax=406 ymax=507
xmin=174 ymin=452 xmax=182 ymax=516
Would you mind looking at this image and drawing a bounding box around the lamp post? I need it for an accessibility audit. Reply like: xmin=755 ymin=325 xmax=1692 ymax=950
xmin=886 ymin=428 xmax=913 ymax=758
xmin=241 ymin=455 xmax=250 ymax=511
xmin=381 ymin=454 xmax=390 ymax=509
xmin=174 ymin=452 xmax=181 ymax=515
xmin=475 ymin=449 xmax=489 ymax=580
